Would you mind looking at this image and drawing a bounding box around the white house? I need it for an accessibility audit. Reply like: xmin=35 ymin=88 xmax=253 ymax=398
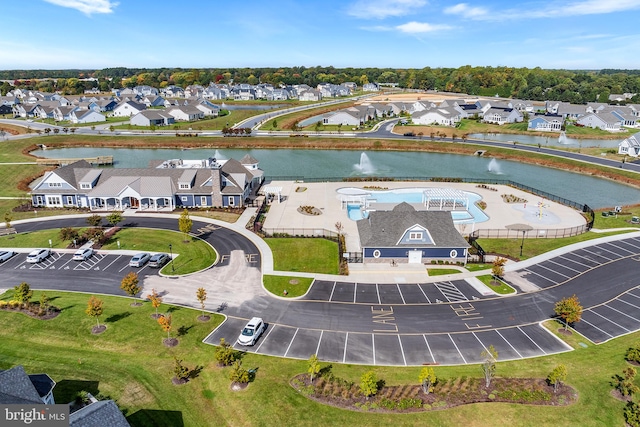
xmin=619 ymin=134 xmax=640 ymax=158
xmin=112 ymin=100 xmax=146 ymax=117
xmin=167 ymin=106 xmax=204 ymax=121
xmin=322 ymin=111 xmax=360 ymax=126
xmin=130 ymin=110 xmax=175 ymax=127
xmin=482 ymin=107 xmax=523 ymax=125
xmin=70 ymin=109 xmax=106 ymax=124
xmin=576 ymin=112 xmax=622 ymax=132
xmin=527 ymin=114 xmax=564 ymax=132
xmin=411 ymin=107 xmax=460 ymax=127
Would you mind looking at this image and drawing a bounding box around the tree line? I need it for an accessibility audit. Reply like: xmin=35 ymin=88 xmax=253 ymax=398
xmin=2 ymin=66 xmax=640 ymax=104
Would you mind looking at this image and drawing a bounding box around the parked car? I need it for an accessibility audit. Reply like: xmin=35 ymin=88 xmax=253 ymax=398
xmin=129 ymin=252 xmax=151 ymax=267
xmin=0 ymin=250 xmax=15 ymax=262
xmin=149 ymin=253 xmax=169 ymax=268
xmin=73 ymin=248 xmax=94 ymax=261
xmin=26 ymin=248 xmax=51 ymax=263
xmin=403 ymin=132 xmax=416 ymax=137
xmin=237 ymin=317 xmax=266 ymax=346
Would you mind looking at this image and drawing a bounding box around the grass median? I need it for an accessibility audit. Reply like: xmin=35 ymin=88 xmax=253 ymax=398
xmin=265 ymin=237 xmax=339 ymax=274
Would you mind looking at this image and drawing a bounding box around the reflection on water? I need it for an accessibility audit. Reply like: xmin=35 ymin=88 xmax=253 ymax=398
xmin=469 ymin=132 xmax=621 ymax=149
xmin=30 ymin=147 xmax=639 ymax=209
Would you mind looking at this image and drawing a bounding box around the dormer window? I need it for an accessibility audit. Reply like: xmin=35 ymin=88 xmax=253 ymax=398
xmin=179 ymin=183 xmax=190 ymax=189
xmin=80 ymin=183 xmax=91 ymax=189
xmin=409 ymin=232 xmax=423 ymax=240
xmin=48 ymin=182 xmax=62 ymax=188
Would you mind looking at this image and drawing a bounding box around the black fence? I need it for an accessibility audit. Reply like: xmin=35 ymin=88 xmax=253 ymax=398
xmin=261 ymin=228 xmax=339 ymax=239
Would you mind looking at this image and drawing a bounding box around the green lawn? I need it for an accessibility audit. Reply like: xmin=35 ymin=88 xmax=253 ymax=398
xmin=262 ymin=275 xmax=314 ymax=297
xmin=0 ymin=290 xmax=639 ymax=426
xmin=477 ymin=274 xmax=516 ymax=294
xmin=101 ymin=228 xmax=217 ymax=275
xmin=0 ymin=228 xmax=87 ymax=249
xmin=265 ymin=237 xmax=339 ymax=274
xmin=426 ymin=268 xmax=461 ymax=276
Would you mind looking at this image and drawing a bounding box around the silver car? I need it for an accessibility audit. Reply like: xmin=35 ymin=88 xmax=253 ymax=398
xmin=73 ymin=248 xmax=94 ymax=261
xmin=129 ymin=252 xmax=151 ymax=267
xmin=0 ymin=250 xmax=15 ymax=262
xmin=26 ymin=248 xmax=51 ymax=263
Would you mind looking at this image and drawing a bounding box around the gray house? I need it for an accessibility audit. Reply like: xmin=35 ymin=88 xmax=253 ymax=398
xmin=356 ymin=203 xmax=469 ymax=264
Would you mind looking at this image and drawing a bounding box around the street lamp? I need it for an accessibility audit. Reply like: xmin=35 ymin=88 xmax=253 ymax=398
xmin=169 ymin=244 xmax=174 ymax=273
xmin=520 ymin=230 xmax=526 ymax=257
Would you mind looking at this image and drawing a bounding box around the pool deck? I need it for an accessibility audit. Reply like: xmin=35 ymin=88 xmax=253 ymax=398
xmin=261 ymin=180 xmax=587 ymax=252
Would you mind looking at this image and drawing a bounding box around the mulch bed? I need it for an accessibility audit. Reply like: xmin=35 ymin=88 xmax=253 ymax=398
xmin=163 ymin=337 xmax=179 ymax=347
xmin=230 ymin=382 xmax=249 ymax=391
xmin=91 ymin=325 xmax=107 ymax=334
xmin=0 ymin=306 xmax=60 ymax=320
xmin=172 ymin=377 xmax=188 ymax=386
xmin=150 ymin=313 xmax=164 ymax=319
xmin=291 ymin=374 xmax=577 ymax=413
xmin=197 ymin=315 xmax=210 ymax=322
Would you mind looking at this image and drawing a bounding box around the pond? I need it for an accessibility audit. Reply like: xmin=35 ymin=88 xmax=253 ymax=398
xmin=31 ymin=147 xmax=640 ymax=209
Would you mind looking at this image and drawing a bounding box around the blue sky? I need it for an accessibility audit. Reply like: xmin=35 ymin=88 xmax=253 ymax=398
xmin=3 ymin=0 xmax=640 ymax=70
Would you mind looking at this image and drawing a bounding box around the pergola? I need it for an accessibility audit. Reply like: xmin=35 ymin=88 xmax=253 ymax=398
xmin=423 ymin=188 xmax=469 ymax=210
xmin=262 ymin=186 xmax=283 ymax=203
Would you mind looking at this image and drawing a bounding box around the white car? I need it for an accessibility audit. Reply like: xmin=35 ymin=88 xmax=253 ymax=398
xmin=73 ymin=247 xmax=94 ymax=261
xmin=237 ymin=317 xmax=266 ymax=346
xmin=26 ymin=248 xmax=51 ymax=263
xmin=129 ymin=252 xmax=151 ymax=267
xmin=0 ymin=250 xmax=15 ymax=262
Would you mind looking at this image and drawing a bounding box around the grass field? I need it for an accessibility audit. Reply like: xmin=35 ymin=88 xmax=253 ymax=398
xmin=0 ymin=290 xmax=638 ymax=427
xmin=265 ymin=237 xmax=339 ymax=274
xmin=262 ymin=275 xmax=314 ymax=297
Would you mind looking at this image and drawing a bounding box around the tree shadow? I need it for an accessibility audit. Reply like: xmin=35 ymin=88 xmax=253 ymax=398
xmin=59 ymin=305 xmax=76 ymax=311
xmin=319 ymin=364 xmax=333 ymax=376
xmin=127 ymin=409 xmax=184 ymax=427
xmin=248 ymin=367 xmax=259 ymax=383
xmin=376 ymin=379 xmax=386 ymax=389
xmin=188 ymin=365 xmax=204 ymax=380
xmin=177 ymin=325 xmax=194 ymax=337
xmin=167 ymin=306 xmax=180 ymax=313
xmin=216 ymin=302 xmax=227 ymax=313
xmin=105 ymin=312 xmax=131 ymax=323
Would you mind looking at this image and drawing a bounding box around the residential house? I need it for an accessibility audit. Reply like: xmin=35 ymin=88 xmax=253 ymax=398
xmin=356 ymin=203 xmax=469 ymax=264
xmin=130 ymin=110 xmax=175 ymax=127
xmin=298 ymin=89 xmax=322 ymax=102
xmin=161 ymin=85 xmax=185 ymax=98
xmin=34 ymin=104 xmax=57 ymax=120
xmin=70 ymin=400 xmax=130 ymax=427
xmin=482 ymin=107 xmax=523 ymax=125
xmin=141 ymin=95 xmax=166 ymax=108
xmin=362 ymin=83 xmax=379 ymax=92
xmin=509 ymin=99 xmax=536 ymax=113
xmin=31 ymin=155 xmax=264 ymax=210
xmin=70 ymin=109 xmax=106 ymax=124
xmin=53 ymin=106 xmax=78 ymax=122
xmin=322 ymin=110 xmax=360 ymax=126
xmin=0 ymin=104 xmax=13 ymax=115
xmin=185 ymin=85 xmax=204 ymax=98
xmin=527 ymin=114 xmax=564 ymax=132
xmin=576 ymin=112 xmax=622 ymax=132
xmin=112 ymin=100 xmax=146 ymax=117
xmin=191 ymin=99 xmax=220 ymax=117
xmin=411 ymin=107 xmax=460 ymax=127
xmin=619 ymin=134 xmax=640 ymax=158
xmin=555 ymin=102 xmax=586 ymax=120
xmin=167 ymin=105 xmax=204 ymax=121
xmin=232 ymin=84 xmax=256 ymax=100
xmin=12 ymin=103 xmax=38 ymax=118
xmin=0 ymin=365 xmax=56 ymax=405
xmin=133 ymin=85 xmax=158 ymax=96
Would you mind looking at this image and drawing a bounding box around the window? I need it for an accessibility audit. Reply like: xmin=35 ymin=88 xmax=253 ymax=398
xmin=373 ymin=250 xmax=381 ymax=258
xmin=179 ymin=183 xmax=190 ymax=189
xmin=66 ymin=196 xmax=74 ymax=205
xmin=48 ymin=182 xmax=62 ymax=188
xmin=80 ymin=183 xmax=91 ymax=189
xmin=409 ymin=232 xmax=423 ymax=240
xmin=35 ymin=196 xmax=44 ymax=205
xmin=200 ymin=196 xmax=207 ymax=206
xmin=181 ymin=196 xmax=188 ymax=202
xmin=228 ymin=197 xmax=234 ymax=206
xmin=47 ymin=196 xmax=61 ymax=205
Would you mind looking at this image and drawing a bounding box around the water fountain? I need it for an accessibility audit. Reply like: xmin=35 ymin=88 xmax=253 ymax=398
xmin=487 ymin=158 xmax=502 ymax=174
xmin=558 ymin=131 xmax=568 ymax=144
xmin=353 ymin=152 xmax=376 ymax=174
xmin=213 ymin=149 xmax=226 ymax=160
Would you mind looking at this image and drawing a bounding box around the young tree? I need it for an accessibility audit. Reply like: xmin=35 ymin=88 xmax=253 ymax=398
xmin=147 ymin=288 xmax=162 ymax=318
xmin=359 ymin=371 xmax=378 ymax=400
xmin=491 ymin=257 xmax=507 ymax=279
xmin=334 ymin=221 xmax=344 ymax=236
xmin=4 ymin=212 xmax=11 ymax=229
xmin=106 ymin=212 xmax=123 ymax=227
xmin=196 ymin=287 xmax=207 ymax=317
xmin=612 ymin=367 xmax=640 ymax=397
xmin=178 ymin=209 xmax=192 ymax=241
xmin=120 ymin=272 xmax=141 ymax=300
xmin=308 ymin=354 xmax=321 ymax=384
xmin=59 ymin=227 xmax=79 ymax=242
xmin=229 ymin=360 xmax=250 ymax=384
xmin=419 ymin=366 xmax=436 ymax=395
xmin=554 ymin=294 xmax=583 ymax=331
xmin=626 ymin=342 xmax=640 ymax=364
xmin=13 ymin=282 xmax=33 ymax=309
xmin=214 ymin=338 xmax=238 ymax=366
xmin=158 ymin=314 xmax=173 ymax=339
xmin=481 ymin=345 xmax=498 ymax=388
xmin=39 ymin=292 xmax=50 ymax=316
xmin=86 ymin=214 xmax=103 ymax=227
xmin=86 ymin=296 xmax=104 ymax=328
xmin=547 ymin=364 xmax=567 ymax=393
xmin=174 ymin=357 xmax=190 ymax=382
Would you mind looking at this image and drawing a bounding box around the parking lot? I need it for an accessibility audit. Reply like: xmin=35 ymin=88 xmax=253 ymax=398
xmin=204 ymin=316 xmax=571 ymax=366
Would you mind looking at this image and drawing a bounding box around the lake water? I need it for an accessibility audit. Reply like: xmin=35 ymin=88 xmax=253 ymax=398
xmin=469 ymin=132 xmax=622 ymax=149
xmin=31 ymin=147 xmax=640 ymax=209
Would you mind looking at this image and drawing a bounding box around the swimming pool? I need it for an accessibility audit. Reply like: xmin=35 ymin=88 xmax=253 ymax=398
xmin=341 ymin=187 xmax=489 ymax=224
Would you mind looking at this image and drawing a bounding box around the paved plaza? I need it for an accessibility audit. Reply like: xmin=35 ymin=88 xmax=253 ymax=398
xmin=262 ymin=180 xmax=587 ymax=253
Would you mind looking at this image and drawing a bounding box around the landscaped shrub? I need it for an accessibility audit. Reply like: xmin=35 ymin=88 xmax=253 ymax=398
xmin=625 ymin=401 xmax=640 ymax=427
xmin=626 ymin=343 xmax=640 ymax=364
xmin=214 ymin=338 xmax=239 ymax=366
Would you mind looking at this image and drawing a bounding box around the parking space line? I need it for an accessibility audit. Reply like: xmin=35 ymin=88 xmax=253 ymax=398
xmin=417 ymin=284 xmax=431 ymax=303
xmin=329 ymin=282 xmax=336 ymax=302
xmin=315 ymin=330 xmax=323 ymax=356
xmin=622 ymin=240 xmax=640 ymax=251
xmin=101 ymin=255 xmax=123 ymax=271
xmin=448 ymin=334 xmax=467 ymax=364
xmin=619 ymin=298 xmax=640 ymax=311
xmin=571 ymin=252 xmax=607 ymax=264
xmin=57 ymin=257 xmax=75 ymax=270
xmin=397 ymin=335 xmax=407 ymax=366
xmin=435 ymin=282 xmax=467 ymax=302
xmin=396 ymin=284 xmax=406 ymax=304
xmin=590 ymin=309 xmax=630 ymax=332
xmin=557 ymin=255 xmax=591 ymax=269
xmin=376 ymin=284 xmax=381 ymax=305
xmin=343 ymin=333 xmax=348 ymax=363
xmin=517 ymin=326 xmax=546 ymax=354
xmin=372 ymin=334 xmax=376 ymax=365
xmin=472 ymin=332 xmax=490 ymax=354
xmin=580 ymin=317 xmax=614 ymax=338
xmin=283 ymin=328 xmax=299 ymax=357
xmin=495 ymin=329 xmax=523 ymax=358
xmin=535 ymin=263 xmax=572 ymax=279
xmin=521 ymin=267 xmax=558 ymax=283
xmin=592 ymin=245 xmax=622 ymax=259
xmin=255 ymin=324 xmax=277 ymax=353
xmin=547 ymin=258 xmax=582 ymax=274
xmin=353 ymin=283 xmax=357 ymax=304
xmin=604 ymin=303 xmax=640 ymax=322
xmin=608 ymin=242 xmax=637 ymax=255
xmin=423 ymin=335 xmax=435 ymax=363
xmin=627 ymin=291 xmax=640 ymax=300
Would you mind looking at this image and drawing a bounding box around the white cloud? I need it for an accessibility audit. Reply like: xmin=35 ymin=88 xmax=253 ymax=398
xmin=43 ymin=0 xmax=117 ymax=15
xmin=347 ymin=0 xmax=427 ymax=19
xmin=396 ymin=21 xmax=453 ymax=33
xmin=443 ymin=3 xmax=488 ymax=18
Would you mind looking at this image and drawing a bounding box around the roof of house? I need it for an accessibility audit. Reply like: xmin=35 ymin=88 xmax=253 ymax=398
xmin=357 ymin=203 xmax=470 ymax=248
xmin=0 ymin=366 xmax=47 ymax=404
xmin=70 ymin=400 xmax=130 ymax=427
